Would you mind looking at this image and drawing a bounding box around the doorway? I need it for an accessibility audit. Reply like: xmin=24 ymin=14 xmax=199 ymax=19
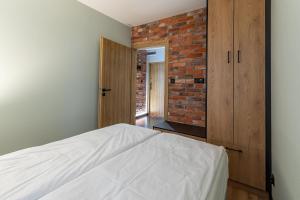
xmin=135 ymin=46 xmax=167 ymax=128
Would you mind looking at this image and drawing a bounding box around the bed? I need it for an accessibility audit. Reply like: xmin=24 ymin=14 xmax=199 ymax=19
xmin=0 ymin=124 xmax=228 ymax=200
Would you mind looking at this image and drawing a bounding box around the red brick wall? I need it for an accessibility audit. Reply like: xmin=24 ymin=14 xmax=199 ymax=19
xmin=136 ymin=50 xmax=147 ymax=114
xmin=132 ymin=8 xmax=207 ymax=127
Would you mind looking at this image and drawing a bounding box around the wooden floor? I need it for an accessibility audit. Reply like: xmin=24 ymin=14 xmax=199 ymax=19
xmin=227 ymin=180 xmax=269 ymax=200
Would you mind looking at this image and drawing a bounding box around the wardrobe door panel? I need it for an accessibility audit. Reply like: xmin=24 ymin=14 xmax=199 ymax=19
xmin=208 ymin=0 xmax=234 ymax=145
xmin=233 ymin=0 xmax=266 ymax=190
xmin=228 ymin=149 xmax=266 ymax=190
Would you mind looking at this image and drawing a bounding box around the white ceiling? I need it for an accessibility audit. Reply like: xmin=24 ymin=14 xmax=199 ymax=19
xmin=78 ymin=0 xmax=206 ymax=27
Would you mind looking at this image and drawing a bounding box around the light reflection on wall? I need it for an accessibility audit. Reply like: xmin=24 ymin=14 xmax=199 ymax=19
xmin=0 ymin=61 xmax=33 ymax=106
xmin=0 ymin=65 xmax=20 ymax=105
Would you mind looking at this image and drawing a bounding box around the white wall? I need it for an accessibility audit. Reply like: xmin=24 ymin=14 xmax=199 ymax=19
xmin=272 ymin=0 xmax=300 ymax=199
xmin=0 ymin=0 xmax=131 ymax=155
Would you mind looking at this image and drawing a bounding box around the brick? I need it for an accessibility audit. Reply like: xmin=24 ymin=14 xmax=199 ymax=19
xmin=132 ymin=8 xmax=207 ymax=127
xmin=136 ymin=50 xmax=147 ymax=114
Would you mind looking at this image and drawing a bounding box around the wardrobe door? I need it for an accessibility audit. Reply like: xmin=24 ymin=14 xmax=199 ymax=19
xmin=233 ymin=0 xmax=266 ymax=190
xmin=208 ymin=0 xmax=234 ymax=145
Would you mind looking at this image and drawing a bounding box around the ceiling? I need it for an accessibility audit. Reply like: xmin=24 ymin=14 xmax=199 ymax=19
xmin=77 ymin=0 xmax=206 ymax=27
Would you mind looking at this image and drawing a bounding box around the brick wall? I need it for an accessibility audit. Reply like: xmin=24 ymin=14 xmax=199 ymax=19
xmin=132 ymin=8 xmax=207 ymax=127
xmin=136 ymin=50 xmax=147 ymax=115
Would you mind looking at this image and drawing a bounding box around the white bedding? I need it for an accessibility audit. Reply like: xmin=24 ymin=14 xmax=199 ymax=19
xmin=40 ymin=133 xmax=228 ymax=200
xmin=0 ymin=124 xmax=158 ymax=200
xmin=207 ymin=150 xmax=229 ymax=200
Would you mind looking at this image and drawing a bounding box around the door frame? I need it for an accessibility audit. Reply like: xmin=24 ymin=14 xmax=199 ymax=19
xmin=133 ymin=39 xmax=169 ymax=120
xmin=99 ymin=36 xmax=137 ymax=127
xmin=98 ymin=37 xmax=105 ymax=128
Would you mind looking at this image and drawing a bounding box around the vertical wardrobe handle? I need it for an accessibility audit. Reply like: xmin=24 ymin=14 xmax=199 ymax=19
xmin=238 ymin=50 xmax=241 ymax=63
xmin=227 ymin=51 xmax=231 ymax=64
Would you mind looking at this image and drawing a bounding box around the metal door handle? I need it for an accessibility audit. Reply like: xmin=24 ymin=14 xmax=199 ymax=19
xmin=227 ymin=51 xmax=231 ymax=64
xmin=101 ymin=88 xmax=111 ymax=97
xmin=102 ymin=88 xmax=112 ymax=92
xmin=238 ymin=50 xmax=241 ymax=63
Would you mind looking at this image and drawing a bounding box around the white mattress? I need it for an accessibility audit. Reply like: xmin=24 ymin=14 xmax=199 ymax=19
xmin=40 ymin=133 xmax=228 ymax=200
xmin=0 ymin=124 xmax=158 ymax=200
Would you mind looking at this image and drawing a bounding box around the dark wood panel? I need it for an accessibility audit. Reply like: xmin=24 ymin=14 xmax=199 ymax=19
xmin=153 ymin=121 xmax=206 ymax=139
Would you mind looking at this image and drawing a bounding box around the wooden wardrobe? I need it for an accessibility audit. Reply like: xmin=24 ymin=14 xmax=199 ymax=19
xmin=207 ymin=0 xmax=266 ymax=191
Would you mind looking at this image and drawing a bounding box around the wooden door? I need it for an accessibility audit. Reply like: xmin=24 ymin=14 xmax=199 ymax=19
xmin=149 ymin=62 xmax=165 ymax=118
xmin=207 ymin=0 xmax=234 ymax=146
xmin=98 ymin=37 xmax=136 ymax=128
xmin=232 ymin=0 xmax=266 ymax=189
